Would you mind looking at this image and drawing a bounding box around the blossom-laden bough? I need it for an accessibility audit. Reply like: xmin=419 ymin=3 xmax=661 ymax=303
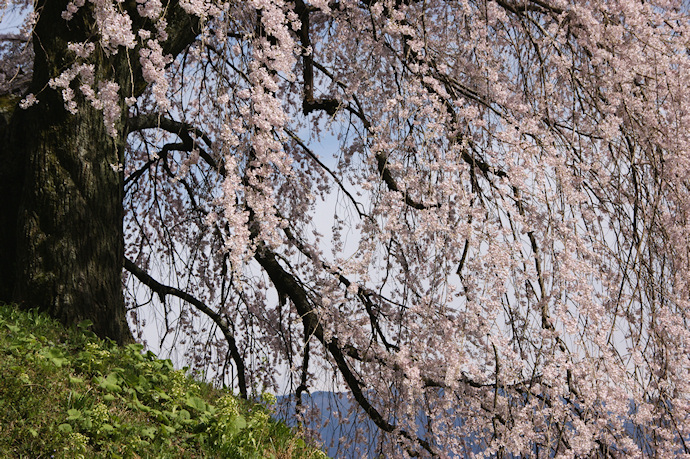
xmin=1 ymin=0 xmax=690 ymax=456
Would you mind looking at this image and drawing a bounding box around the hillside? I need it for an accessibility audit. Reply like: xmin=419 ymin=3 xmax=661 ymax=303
xmin=0 ymin=304 xmax=328 ymax=458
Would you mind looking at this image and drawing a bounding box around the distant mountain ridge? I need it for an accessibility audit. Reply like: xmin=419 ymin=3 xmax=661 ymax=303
xmin=276 ymin=391 xmax=673 ymax=458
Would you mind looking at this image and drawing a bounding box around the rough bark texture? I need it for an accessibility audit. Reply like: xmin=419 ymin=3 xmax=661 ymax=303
xmin=0 ymin=0 xmax=132 ymax=343
xmin=11 ymin=103 xmax=133 ymax=343
xmin=0 ymin=0 xmax=198 ymax=344
xmin=0 ymin=95 xmax=23 ymax=303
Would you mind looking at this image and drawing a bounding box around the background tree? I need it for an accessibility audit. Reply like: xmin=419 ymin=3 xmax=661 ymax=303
xmin=2 ymin=0 xmax=690 ymax=456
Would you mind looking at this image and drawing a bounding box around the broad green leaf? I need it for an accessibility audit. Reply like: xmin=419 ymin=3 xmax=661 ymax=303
xmin=131 ymin=399 xmax=150 ymax=412
xmin=126 ymin=343 xmax=144 ymax=353
xmin=41 ymin=348 xmax=68 ymax=367
xmin=141 ymin=426 xmax=156 ymax=439
xmin=232 ymin=415 xmax=247 ymax=431
xmin=98 ymin=373 xmax=122 ymax=392
xmin=185 ymin=395 xmax=208 ymax=412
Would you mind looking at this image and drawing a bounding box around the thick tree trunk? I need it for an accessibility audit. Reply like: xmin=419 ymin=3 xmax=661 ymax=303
xmin=0 ymin=1 xmax=199 ymax=344
xmin=0 ymin=95 xmax=22 ymax=304
xmin=0 ymin=0 xmax=133 ymax=343
xmin=10 ymin=99 xmax=133 ymax=343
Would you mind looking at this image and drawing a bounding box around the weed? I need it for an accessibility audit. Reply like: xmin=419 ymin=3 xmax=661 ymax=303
xmin=0 ymin=304 xmax=328 ymax=458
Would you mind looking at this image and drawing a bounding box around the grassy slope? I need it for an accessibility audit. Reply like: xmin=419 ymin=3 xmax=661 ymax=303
xmin=0 ymin=304 xmax=328 ymax=459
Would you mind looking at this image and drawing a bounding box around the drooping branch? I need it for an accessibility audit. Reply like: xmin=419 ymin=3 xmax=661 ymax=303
xmin=312 ymin=49 xmax=505 ymax=210
xmin=280 ymin=224 xmax=399 ymax=352
xmin=124 ymin=257 xmax=248 ymax=398
xmin=294 ymin=0 xmax=340 ymax=115
xmin=127 ymin=114 xmax=222 ymax=174
xmin=253 ymin=243 xmax=436 ymax=457
xmin=493 ymin=0 xmax=564 ymax=16
xmin=374 ymin=151 xmax=441 ymax=210
xmin=284 ymin=127 xmax=366 ymax=218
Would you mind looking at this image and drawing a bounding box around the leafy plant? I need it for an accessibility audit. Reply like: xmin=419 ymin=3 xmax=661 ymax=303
xmin=0 ymin=304 xmax=328 ymax=458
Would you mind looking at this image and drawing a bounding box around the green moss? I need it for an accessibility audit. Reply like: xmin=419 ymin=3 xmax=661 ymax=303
xmin=0 ymin=304 xmax=328 ymax=459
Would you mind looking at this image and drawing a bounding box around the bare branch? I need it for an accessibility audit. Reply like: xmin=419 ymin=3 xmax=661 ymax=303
xmin=124 ymin=257 xmax=248 ymax=398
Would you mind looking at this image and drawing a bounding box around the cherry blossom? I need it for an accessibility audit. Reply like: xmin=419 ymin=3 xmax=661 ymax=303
xmin=2 ymin=0 xmax=690 ymax=456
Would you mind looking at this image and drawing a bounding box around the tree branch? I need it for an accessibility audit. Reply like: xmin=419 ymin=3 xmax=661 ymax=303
xmin=127 ymin=114 xmax=222 ymax=174
xmin=253 ymin=243 xmax=436 ymax=457
xmin=123 ymin=257 xmax=247 ymax=398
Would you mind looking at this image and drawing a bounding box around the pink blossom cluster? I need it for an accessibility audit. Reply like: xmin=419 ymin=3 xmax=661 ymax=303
xmin=139 ymin=39 xmax=171 ymax=110
xmin=6 ymin=0 xmax=690 ymax=456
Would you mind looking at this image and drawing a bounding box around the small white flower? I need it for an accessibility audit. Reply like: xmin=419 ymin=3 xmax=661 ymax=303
xmin=19 ymin=94 xmax=38 ymax=109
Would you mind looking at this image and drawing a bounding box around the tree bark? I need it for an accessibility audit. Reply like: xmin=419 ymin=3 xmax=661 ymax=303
xmin=10 ymin=101 xmax=133 ymax=343
xmin=0 ymin=0 xmax=198 ymax=344
xmin=0 ymin=0 xmax=132 ymax=343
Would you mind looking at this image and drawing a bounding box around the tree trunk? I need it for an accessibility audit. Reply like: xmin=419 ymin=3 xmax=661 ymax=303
xmin=11 ymin=101 xmax=133 ymax=343
xmin=0 ymin=1 xmax=199 ymax=344
xmin=0 ymin=0 xmax=133 ymax=343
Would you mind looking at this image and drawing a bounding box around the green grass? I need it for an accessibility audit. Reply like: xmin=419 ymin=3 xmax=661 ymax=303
xmin=0 ymin=304 xmax=328 ymax=459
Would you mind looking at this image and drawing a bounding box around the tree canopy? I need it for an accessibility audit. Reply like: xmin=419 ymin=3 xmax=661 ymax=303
xmin=1 ymin=0 xmax=690 ymax=456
